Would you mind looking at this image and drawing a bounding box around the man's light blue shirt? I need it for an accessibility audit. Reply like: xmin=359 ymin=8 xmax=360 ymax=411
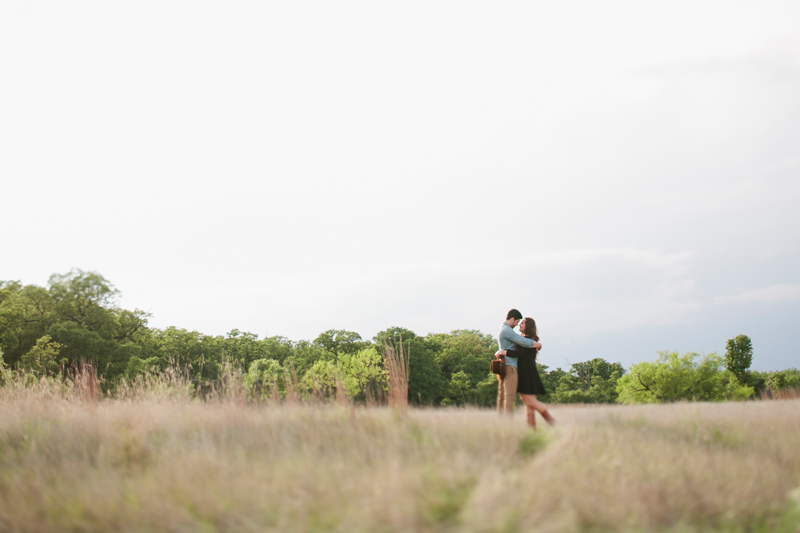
xmin=497 ymin=322 xmax=535 ymax=369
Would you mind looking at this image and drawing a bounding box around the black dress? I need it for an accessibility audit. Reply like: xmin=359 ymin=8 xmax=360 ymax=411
xmin=506 ymin=346 xmax=547 ymax=395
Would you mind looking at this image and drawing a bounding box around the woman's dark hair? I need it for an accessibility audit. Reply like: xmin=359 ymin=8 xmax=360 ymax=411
xmin=519 ymin=317 xmax=539 ymax=342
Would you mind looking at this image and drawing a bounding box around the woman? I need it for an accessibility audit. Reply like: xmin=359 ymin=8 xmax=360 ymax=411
xmin=495 ymin=317 xmax=555 ymax=429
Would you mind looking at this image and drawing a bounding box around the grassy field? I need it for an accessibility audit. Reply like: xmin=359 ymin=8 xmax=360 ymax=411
xmin=0 ymin=392 xmax=799 ymax=532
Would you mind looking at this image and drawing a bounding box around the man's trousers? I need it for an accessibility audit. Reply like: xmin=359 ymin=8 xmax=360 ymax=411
xmin=497 ymin=366 xmax=517 ymax=415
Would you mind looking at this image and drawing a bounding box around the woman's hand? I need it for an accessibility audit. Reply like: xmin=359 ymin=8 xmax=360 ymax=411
xmin=494 ymin=350 xmax=507 ymax=359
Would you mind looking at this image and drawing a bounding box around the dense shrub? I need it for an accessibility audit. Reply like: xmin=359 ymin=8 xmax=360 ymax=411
xmin=616 ymin=351 xmax=753 ymax=404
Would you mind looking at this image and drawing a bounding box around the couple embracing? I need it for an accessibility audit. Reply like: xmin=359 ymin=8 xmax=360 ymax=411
xmin=496 ymin=308 xmax=555 ymax=429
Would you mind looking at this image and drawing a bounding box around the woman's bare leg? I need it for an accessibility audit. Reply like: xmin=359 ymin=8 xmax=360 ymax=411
xmin=519 ymin=394 xmax=538 ymax=428
xmin=526 ymin=403 xmax=537 ymax=429
xmin=519 ymin=394 xmax=556 ymax=425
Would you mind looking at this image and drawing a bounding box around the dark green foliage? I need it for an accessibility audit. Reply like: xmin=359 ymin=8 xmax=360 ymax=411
xmin=725 ymin=334 xmax=753 ymax=384
xmin=747 ymin=370 xmax=768 ymax=396
xmin=550 ymin=359 xmax=626 ymax=404
xmin=314 ymin=330 xmax=368 ymax=357
xmin=430 ymin=330 xmax=495 ymax=381
xmin=133 ymin=326 xmax=222 ymax=391
xmin=0 ymin=270 xmax=148 ymax=381
xmin=125 ymin=356 xmax=161 ymax=379
xmin=426 ymin=329 xmax=502 ymax=407
xmin=733 ymin=368 xmax=798 ymax=398
xmin=764 ymin=368 xmax=800 ymax=394
xmin=374 ymin=327 xmax=445 ymax=405
xmin=428 ymin=330 xmax=496 ymax=405
xmin=536 ymin=363 xmax=564 ymax=402
xmin=287 ymin=340 xmax=328 ymax=377
xmin=442 ymin=371 xmax=472 ymax=406
xmin=0 ymin=282 xmax=55 ymax=367
xmin=407 ymin=344 xmax=446 ymax=405
xmin=473 ymin=373 xmax=500 ymax=407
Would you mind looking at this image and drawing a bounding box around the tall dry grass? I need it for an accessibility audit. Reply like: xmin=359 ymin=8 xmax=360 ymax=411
xmin=761 ymin=386 xmax=800 ymax=401
xmin=383 ymin=340 xmax=410 ymax=411
xmin=0 ymin=382 xmax=798 ymax=532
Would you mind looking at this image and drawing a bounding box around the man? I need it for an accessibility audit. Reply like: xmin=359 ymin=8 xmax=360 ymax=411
xmin=497 ymin=308 xmax=542 ymax=415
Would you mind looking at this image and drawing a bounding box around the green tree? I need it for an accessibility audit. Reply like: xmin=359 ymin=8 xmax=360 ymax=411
xmin=0 ymin=348 xmax=10 ymax=386
xmin=285 ymin=340 xmax=328 ymax=378
xmin=0 ymin=271 xmax=150 ymax=382
xmin=747 ymin=369 xmax=769 ymax=396
xmin=47 ymin=270 xmax=147 ymax=379
xmin=474 ymin=372 xmax=500 ymax=407
xmin=302 ymin=359 xmax=341 ymax=398
xmin=222 ymin=330 xmax=264 ymax=370
xmin=764 ymin=368 xmax=800 ymax=395
xmin=136 ymin=327 xmax=224 ymax=389
xmin=0 ymin=282 xmax=56 ymax=368
xmin=124 ymin=356 xmax=161 ymax=379
xmin=616 ymin=351 xmax=753 ymax=404
xmin=428 ymin=330 xmax=497 ymax=406
xmin=314 ymin=330 xmax=368 ymax=357
xmin=19 ymin=335 xmax=65 ymax=377
xmin=429 ymin=330 xmax=496 ymax=387
xmin=725 ymin=334 xmax=753 ymax=384
xmin=337 ymin=346 xmax=387 ymax=401
xmin=299 ymin=345 xmax=386 ymax=401
xmin=244 ymin=358 xmax=283 ymax=398
xmin=258 ymin=336 xmax=295 ymax=365
xmin=374 ymin=327 xmax=445 ymax=405
xmin=442 ymin=370 xmax=472 ymax=406
xmin=537 ymin=363 xmax=566 ymax=402
xmin=551 ymin=359 xmax=625 ymax=404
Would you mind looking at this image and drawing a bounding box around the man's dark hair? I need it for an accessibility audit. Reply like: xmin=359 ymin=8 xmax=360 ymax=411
xmin=506 ymin=309 xmax=522 ymax=321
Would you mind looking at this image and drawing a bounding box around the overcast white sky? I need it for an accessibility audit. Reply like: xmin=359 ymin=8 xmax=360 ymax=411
xmin=2 ymin=1 xmax=799 ymax=371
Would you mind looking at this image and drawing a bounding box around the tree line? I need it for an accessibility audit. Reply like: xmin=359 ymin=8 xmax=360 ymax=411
xmin=1 ymin=270 xmax=797 ymax=404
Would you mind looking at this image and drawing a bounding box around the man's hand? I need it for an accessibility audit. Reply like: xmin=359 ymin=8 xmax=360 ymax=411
xmin=533 ymin=341 xmax=542 ymax=350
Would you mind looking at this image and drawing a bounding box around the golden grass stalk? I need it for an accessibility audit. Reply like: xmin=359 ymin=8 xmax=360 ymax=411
xmin=114 ymin=367 xmax=195 ymax=402
xmin=213 ymin=358 xmax=247 ymax=403
xmin=333 ymin=369 xmax=351 ymax=406
xmin=73 ymin=362 xmax=99 ymax=402
xmin=761 ymin=385 xmax=800 ymax=400
xmin=383 ymin=340 xmax=409 ymax=410
xmin=282 ymin=363 xmax=301 ymax=404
